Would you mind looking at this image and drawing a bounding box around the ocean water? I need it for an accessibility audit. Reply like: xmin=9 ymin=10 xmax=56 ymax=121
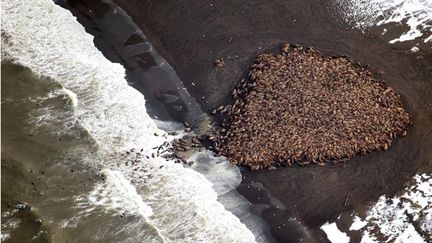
xmin=2 ymin=0 xmax=432 ymax=242
xmin=1 ymin=0 xmax=259 ymax=242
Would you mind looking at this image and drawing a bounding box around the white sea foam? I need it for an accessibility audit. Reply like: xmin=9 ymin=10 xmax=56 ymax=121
xmin=88 ymin=169 xmax=154 ymax=218
xmin=1 ymin=233 xmax=11 ymax=242
xmin=333 ymin=0 xmax=432 ymax=44
xmin=0 ymin=218 xmax=20 ymax=241
xmin=1 ymin=0 xmax=256 ymax=242
xmin=62 ymin=88 xmax=78 ymax=108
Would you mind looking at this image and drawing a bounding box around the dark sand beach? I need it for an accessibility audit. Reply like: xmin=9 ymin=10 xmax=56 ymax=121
xmin=5 ymin=0 xmax=431 ymax=242
xmin=59 ymin=0 xmax=432 ymax=241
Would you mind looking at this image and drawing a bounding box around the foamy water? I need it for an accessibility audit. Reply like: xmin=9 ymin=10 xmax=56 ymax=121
xmin=1 ymin=0 xmax=257 ymax=242
xmin=333 ymin=0 xmax=432 ymax=45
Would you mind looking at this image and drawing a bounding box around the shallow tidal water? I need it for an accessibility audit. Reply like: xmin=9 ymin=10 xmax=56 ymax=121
xmin=2 ymin=1 xmax=261 ymax=242
xmin=2 ymin=0 xmax=432 ymax=242
xmin=1 ymin=62 xmax=102 ymax=242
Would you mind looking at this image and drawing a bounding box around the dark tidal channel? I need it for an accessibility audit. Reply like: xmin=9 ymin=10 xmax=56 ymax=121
xmin=55 ymin=0 xmax=432 ymax=242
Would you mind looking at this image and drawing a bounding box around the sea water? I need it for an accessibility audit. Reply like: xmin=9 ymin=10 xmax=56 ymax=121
xmin=1 ymin=0 xmax=259 ymax=242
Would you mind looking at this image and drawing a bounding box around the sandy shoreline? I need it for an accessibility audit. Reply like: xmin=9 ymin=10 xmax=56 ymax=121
xmin=58 ymin=0 xmax=432 ymax=242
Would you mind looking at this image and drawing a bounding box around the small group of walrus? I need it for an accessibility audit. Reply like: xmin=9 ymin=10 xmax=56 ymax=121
xmin=208 ymin=44 xmax=411 ymax=170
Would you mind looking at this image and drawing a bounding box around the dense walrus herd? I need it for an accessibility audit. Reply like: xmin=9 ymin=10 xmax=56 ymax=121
xmin=208 ymin=44 xmax=412 ymax=170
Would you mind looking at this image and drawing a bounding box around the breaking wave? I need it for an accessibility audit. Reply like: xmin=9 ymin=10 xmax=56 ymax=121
xmin=1 ymin=0 xmax=257 ymax=242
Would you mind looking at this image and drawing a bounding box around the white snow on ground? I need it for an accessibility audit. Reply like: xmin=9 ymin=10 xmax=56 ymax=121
xmin=333 ymin=0 xmax=432 ymax=44
xmin=350 ymin=173 xmax=432 ymax=242
xmin=321 ymin=222 xmax=350 ymax=243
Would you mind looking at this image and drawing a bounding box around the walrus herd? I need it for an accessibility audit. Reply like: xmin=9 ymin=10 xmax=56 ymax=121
xmin=209 ymin=44 xmax=412 ymax=170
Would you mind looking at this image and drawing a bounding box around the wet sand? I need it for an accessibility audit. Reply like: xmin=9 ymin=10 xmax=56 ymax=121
xmin=60 ymin=0 xmax=432 ymax=242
